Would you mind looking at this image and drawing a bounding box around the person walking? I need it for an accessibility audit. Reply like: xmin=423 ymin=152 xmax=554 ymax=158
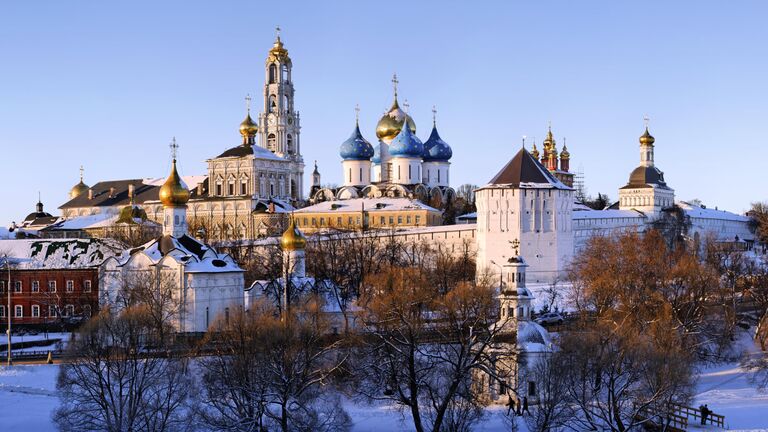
xmin=506 ymin=396 xmax=516 ymax=416
xmin=701 ymin=404 xmax=709 ymax=425
xmin=522 ymin=396 xmax=530 ymax=415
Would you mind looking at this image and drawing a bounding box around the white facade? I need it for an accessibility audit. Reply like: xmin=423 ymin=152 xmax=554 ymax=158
xmin=342 ymin=159 xmax=372 ymax=187
xmin=422 ymin=161 xmax=450 ymax=188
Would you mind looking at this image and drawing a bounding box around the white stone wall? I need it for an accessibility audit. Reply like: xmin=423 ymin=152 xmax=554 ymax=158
xmin=341 ymin=160 xmax=372 ymax=187
xmin=422 ymin=161 xmax=450 ymax=188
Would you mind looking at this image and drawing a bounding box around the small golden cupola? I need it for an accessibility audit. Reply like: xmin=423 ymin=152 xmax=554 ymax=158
xmin=267 ymin=28 xmax=291 ymax=65
xmin=639 ymin=127 xmax=655 ymax=146
xmin=239 ymin=95 xmax=258 ymax=145
xmin=69 ymin=166 xmax=90 ymax=199
xmin=375 ymin=74 xmax=416 ymax=143
xmin=280 ymin=217 xmax=306 ymax=251
xmin=159 ymin=139 xmax=190 ymax=207
xmin=530 ymin=141 xmax=540 ymax=160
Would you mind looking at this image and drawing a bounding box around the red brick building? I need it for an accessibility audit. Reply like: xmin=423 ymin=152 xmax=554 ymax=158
xmin=0 ymin=238 xmax=122 ymax=328
xmin=0 ymin=268 xmax=98 ymax=326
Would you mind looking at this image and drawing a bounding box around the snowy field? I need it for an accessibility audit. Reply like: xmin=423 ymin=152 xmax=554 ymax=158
xmin=1 ymin=361 xmax=767 ymax=431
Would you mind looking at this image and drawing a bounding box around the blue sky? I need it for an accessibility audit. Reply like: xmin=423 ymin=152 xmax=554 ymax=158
xmin=1 ymin=1 xmax=766 ymax=224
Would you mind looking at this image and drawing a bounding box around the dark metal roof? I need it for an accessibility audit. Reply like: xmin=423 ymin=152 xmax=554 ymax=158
xmin=620 ymin=165 xmax=670 ymax=190
xmin=60 ymin=178 xmax=207 ymax=209
xmin=216 ymin=145 xmax=254 ymax=158
xmin=486 ymin=148 xmax=569 ymax=189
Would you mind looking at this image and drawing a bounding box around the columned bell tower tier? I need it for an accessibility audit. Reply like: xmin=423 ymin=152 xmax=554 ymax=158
xmin=258 ymin=28 xmax=304 ymax=199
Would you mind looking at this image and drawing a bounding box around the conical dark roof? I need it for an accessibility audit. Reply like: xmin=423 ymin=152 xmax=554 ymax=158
xmin=486 ymin=148 xmax=569 ymax=189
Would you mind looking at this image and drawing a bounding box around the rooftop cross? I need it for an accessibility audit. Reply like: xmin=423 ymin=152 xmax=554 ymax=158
xmin=170 ymin=137 xmax=179 ymax=160
xmin=644 ymin=115 xmax=650 ymax=129
xmin=245 ymin=94 xmax=252 ymax=114
xmin=355 ymin=104 xmax=360 ymax=123
xmin=275 ymin=25 xmax=281 ymax=40
xmin=392 ymin=73 xmax=399 ymax=98
xmin=403 ymin=99 xmax=410 ymax=113
xmin=522 ymin=135 xmax=526 ymax=149
xmin=79 ymin=165 xmax=84 ymax=181
xmin=432 ymin=105 xmax=437 ymax=126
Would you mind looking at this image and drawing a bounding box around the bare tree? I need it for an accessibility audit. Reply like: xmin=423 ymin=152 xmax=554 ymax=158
xmin=197 ymin=297 xmax=351 ymax=432
xmin=522 ymin=353 xmax=573 ymax=432
xmin=54 ymin=308 xmax=193 ymax=432
xmin=356 ymin=265 xmax=501 ymax=432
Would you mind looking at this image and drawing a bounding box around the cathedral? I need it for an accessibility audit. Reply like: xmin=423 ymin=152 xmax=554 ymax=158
xmin=310 ymin=75 xmax=456 ymax=210
xmin=59 ymin=32 xmax=305 ymax=240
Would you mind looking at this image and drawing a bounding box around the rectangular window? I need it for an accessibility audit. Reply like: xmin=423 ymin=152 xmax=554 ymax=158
xmin=32 ymin=281 xmax=39 ymax=292
xmin=406 ymin=216 xmax=411 ymax=224
xmin=415 ymin=215 xmax=421 ymax=224
xmin=241 ymin=181 xmax=247 ymax=195
xmin=320 ymin=218 xmax=325 ymax=226
xmin=0 ymin=305 xmax=4 ymax=318
xmin=49 ymin=305 xmax=57 ymax=317
xmin=216 ymin=183 xmax=222 ymax=196
xmin=397 ymin=216 xmax=403 ymax=224
xmin=380 ymin=216 xmax=385 ymax=225
xmin=15 ymin=305 xmax=23 ymax=318
xmin=398 ymin=165 xmax=401 ymax=180
xmin=65 ymin=305 xmax=74 ymax=317
xmin=311 ymin=217 xmax=317 ymax=226
xmin=228 ymin=183 xmax=235 ymax=196
xmin=49 ymin=281 xmax=57 ymax=292
xmin=14 ymin=281 xmax=22 ymax=293
xmin=359 ymin=167 xmax=363 ymax=182
xmin=66 ymin=280 xmax=74 ymax=293
xmin=303 ymin=218 xmax=308 ymax=226
xmin=389 ymin=216 xmax=394 ymax=224
xmin=84 ymin=280 xmax=92 ymax=293
xmin=32 ymin=305 xmax=40 ymax=318
xmin=337 ymin=217 xmax=342 ymax=225
xmin=348 ymin=217 xmax=353 ymax=225
xmin=408 ymin=165 xmax=412 ymax=180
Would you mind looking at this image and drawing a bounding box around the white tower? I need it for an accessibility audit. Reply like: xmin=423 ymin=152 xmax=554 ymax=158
xmin=618 ymin=120 xmax=675 ymax=218
xmin=476 ymin=148 xmax=573 ymax=284
xmin=258 ymin=28 xmax=305 ymax=199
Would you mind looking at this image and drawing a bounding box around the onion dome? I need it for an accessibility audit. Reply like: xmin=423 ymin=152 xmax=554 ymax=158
xmin=531 ymin=141 xmax=540 ymax=160
xmin=267 ymin=34 xmax=291 ymax=64
xmin=376 ymin=98 xmax=416 ymax=142
xmin=422 ymin=125 xmax=452 ymax=161
xmin=542 ymin=127 xmax=555 ymax=152
xmin=388 ymin=119 xmax=424 ymax=158
xmin=560 ymin=142 xmax=570 ymax=159
xmin=339 ymin=122 xmax=375 ymax=160
xmin=639 ymin=127 xmax=655 ymax=146
xmin=280 ymin=217 xmax=306 ymax=251
xmin=69 ymin=180 xmax=89 ymax=200
xmin=239 ymin=113 xmax=258 ymax=137
xmin=372 ymin=141 xmax=383 ymax=164
xmin=159 ymin=159 xmax=190 ymax=207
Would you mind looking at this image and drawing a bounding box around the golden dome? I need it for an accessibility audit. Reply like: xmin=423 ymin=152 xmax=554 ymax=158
xmin=530 ymin=142 xmax=540 ymax=160
xmin=159 ymin=159 xmax=190 ymax=207
xmin=267 ymin=36 xmax=291 ymax=64
xmin=69 ymin=181 xmax=89 ymax=200
xmin=375 ymin=98 xmax=416 ymax=143
xmin=280 ymin=217 xmax=306 ymax=251
xmin=542 ymin=127 xmax=555 ymax=151
xmin=639 ymin=127 xmax=655 ymax=146
xmin=239 ymin=113 xmax=258 ymax=136
xmin=560 ymin=143 xmax=570 ymax=159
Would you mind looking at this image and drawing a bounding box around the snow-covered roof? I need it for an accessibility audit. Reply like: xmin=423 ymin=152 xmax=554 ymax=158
xmin=115 ymin=234 xmax=243 ymax=274
xmin=0 ymin=238 xmax=124 ymax=269
xmin=516 ymin=320 xmax=552 ymax=352
xmin=572 ymin=208 xmax=646 ymax=220
xmin=295 ymin=197 xmax=439 ymax=214
xmin=678 ymin=201 xmax=750 ymax=222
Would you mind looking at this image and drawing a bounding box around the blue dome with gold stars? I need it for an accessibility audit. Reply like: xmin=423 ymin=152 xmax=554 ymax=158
xmin=423 ymin=125 xmax=452 ymax=161
xmin=339 ymin=123 xmax=374 ymax=161
xmin=389 ymin=119 xmax=424 ymax=158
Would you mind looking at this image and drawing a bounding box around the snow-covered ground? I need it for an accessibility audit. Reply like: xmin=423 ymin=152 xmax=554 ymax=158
xmin=1 ymin=349 xmax=767 ymax=430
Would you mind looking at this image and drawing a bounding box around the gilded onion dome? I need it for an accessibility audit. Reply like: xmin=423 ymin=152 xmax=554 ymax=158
xmin=69 ymin=180 xmax=89 ymax=200
xmin=422 ymin=125 xmax=452 ymax=161
xmin=639 ymin=127 xmax=655 ymax=146
xmin=542 ymin=127 xmax=555 ymax=152
xmin=530 ymin=141 xmax=540 ymax=160
xmin=239 ymin=113 xmax=258 ymax=137
xmin=116 ymin=204 xmax=148 ymax=225
xmin=560 ymin=142 xmax=570 ymax=159
xmin=376 ymin=98 xmax=416 ymax=143
xmin=159 ymin=159 xmax=190 ymax=207
xmin=281 ymin=217 xmax=306 ymax=250
xmin=340 ymin=121 xmax=375 ymax=160
xmin=69 ymin=167 xmax=89 ymax=199
xmin=389 ymin=117 xmax=424 ymax=158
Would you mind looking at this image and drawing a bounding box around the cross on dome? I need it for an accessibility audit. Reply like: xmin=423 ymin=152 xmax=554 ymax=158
xmin=391 ymin=73 xmax=399 ymax=98
xmin=275 ymin=25 xmax=281 ymax=40
xmin=403 ymin=99 xmax=410 ymax=113
xmin=432 ymin=105 xmax=437 ymax=126
xmin=170 ymin=137 xmax=179 ymax=160
xmin=643 ymin=115 xmax=650 ymax=128
xmin=79 ymin=165 xmax=84 ymax=181
xmin=245 ymin=94 xmax=252 ymax=113
xmin=355 ymin=103 xmax=360 ymax=123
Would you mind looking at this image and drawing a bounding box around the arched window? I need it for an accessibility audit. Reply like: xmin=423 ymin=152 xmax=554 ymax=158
xmin=281 ymin=64 xmax=288 ymax=81
xmin=267 ymin=134 xmax=276 ymax=152
xmin=269 ymin=64 xmax=277 ymax=83
xmin=269 ymin=94 xmax=277 ymax=113
xmin=283 ymin=94 xmax=289 ymax=111
xmin=287 ymin=134 xmax=293 ymax=154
